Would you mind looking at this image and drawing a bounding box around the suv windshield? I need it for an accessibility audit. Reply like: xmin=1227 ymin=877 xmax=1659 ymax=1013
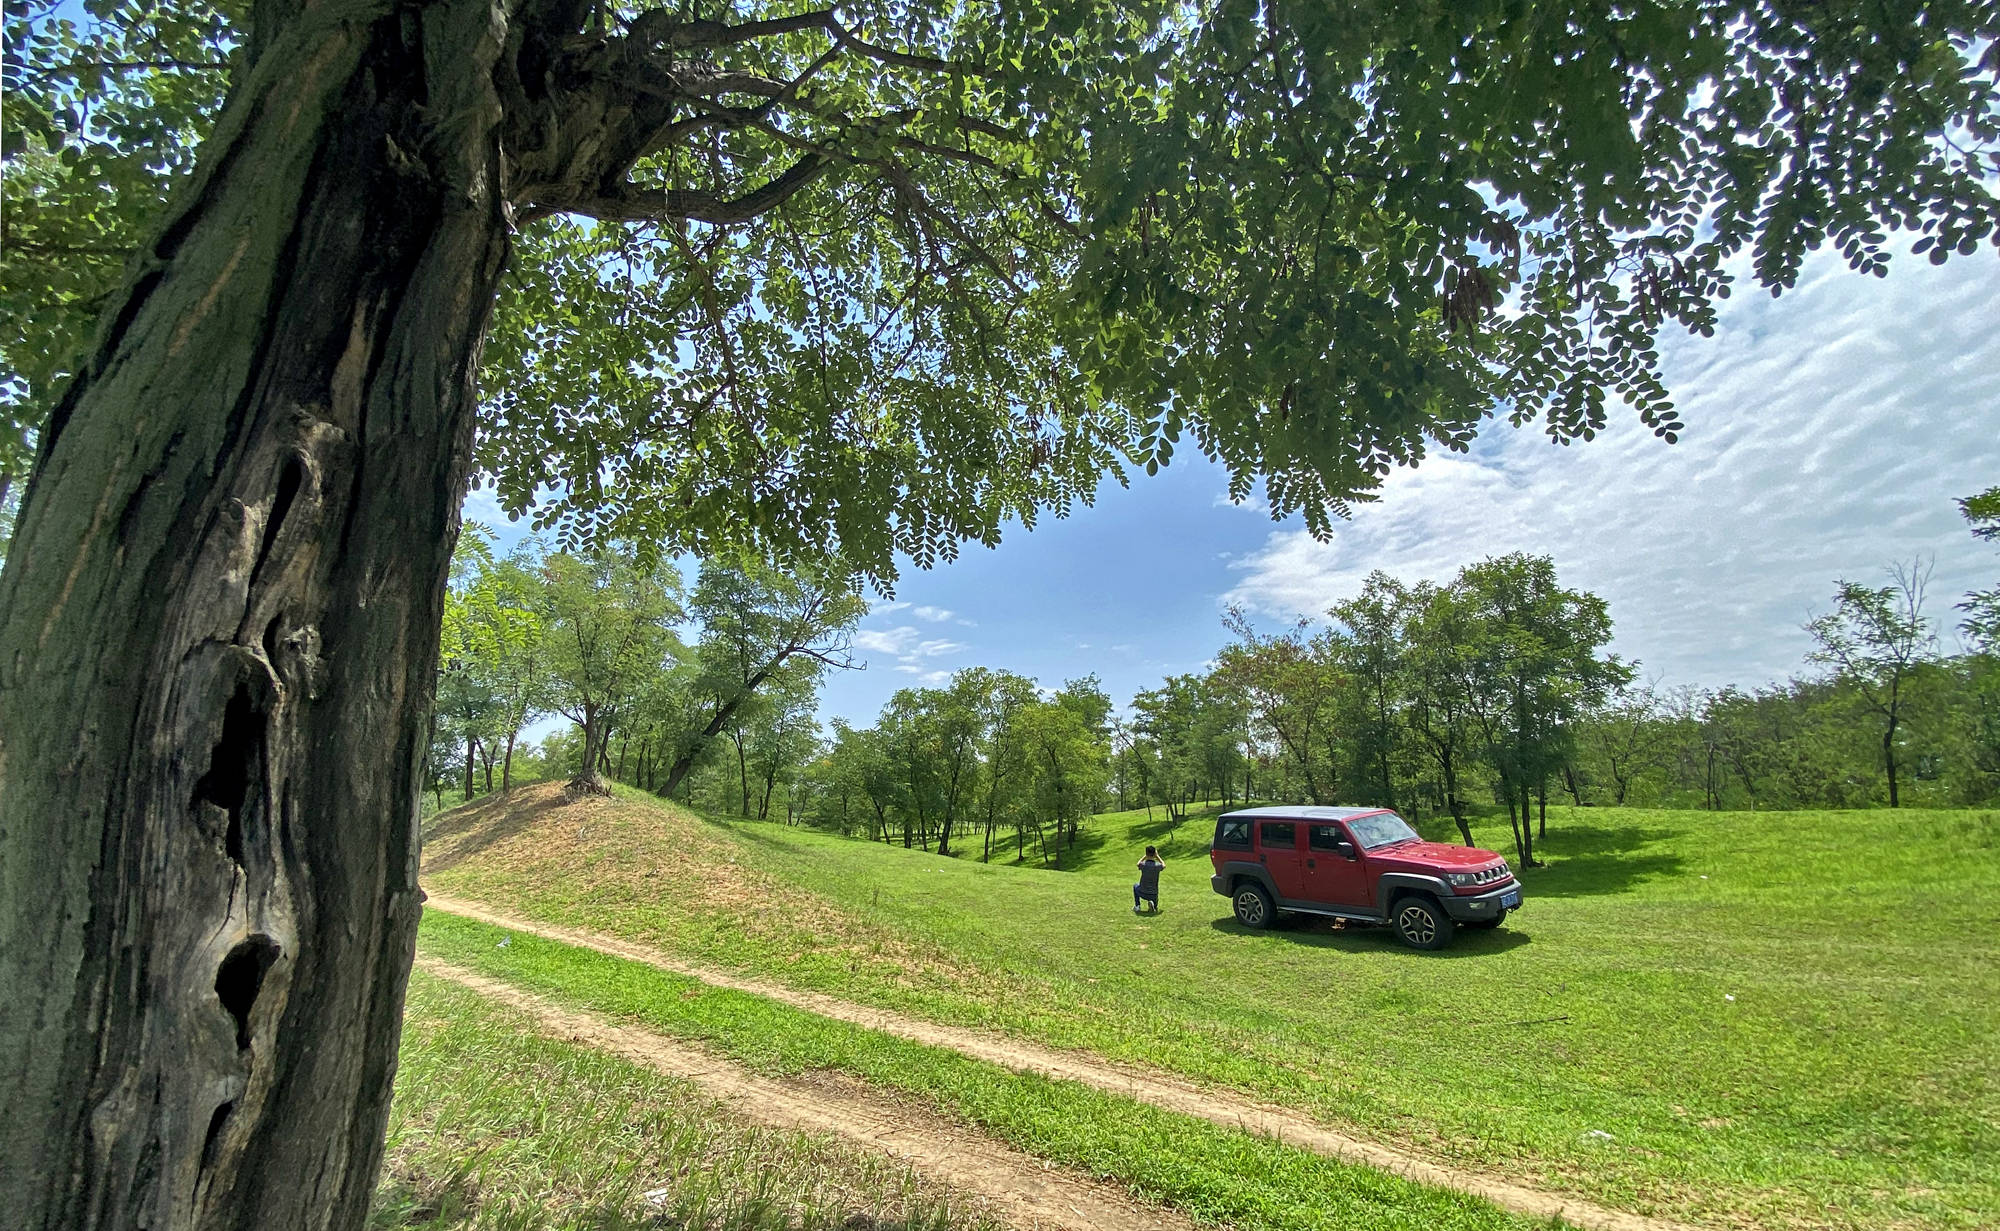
xmin=1348 ymin=813 xmax=1420 ymax=850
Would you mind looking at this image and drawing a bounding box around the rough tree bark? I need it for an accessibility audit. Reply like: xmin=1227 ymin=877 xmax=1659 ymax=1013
xmin=0 ymin=2 xmax=512 ymax=1226
xmin=0 ymin=0 xmax=1000 ymax=1224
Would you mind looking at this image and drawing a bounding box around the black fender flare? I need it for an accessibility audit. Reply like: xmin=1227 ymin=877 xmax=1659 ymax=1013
xmin=1376 ymin=871 xmax=1452 ymax=917
xmin=1215 ymin=861 xmax=1276 ymax=900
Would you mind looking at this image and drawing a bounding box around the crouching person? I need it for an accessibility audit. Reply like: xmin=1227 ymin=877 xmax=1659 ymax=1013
xmin=1133 ymin=846 xmax=1165 ymax=913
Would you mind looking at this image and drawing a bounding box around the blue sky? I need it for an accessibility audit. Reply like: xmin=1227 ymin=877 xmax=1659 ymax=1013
xmin=474 ymin=247 xmax=1999 ymax=731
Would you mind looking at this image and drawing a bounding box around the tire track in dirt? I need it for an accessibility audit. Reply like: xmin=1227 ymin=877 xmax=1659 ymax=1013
xmin=424 ymin=892 xmax=1700 ymax=1231
xmin=415 ymin=956 xmax=1194 ymax=1231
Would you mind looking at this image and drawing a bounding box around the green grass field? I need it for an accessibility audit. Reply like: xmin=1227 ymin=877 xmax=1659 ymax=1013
xmin=377 ymin=970 xmax=996 ymax=1230
xmin=422 ymin=786 xmax=2000 ymax=1230
xmin=416 ymin=912 xmax=1553 ymax=1231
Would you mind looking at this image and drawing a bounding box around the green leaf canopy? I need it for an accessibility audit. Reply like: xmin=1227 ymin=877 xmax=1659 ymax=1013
xmin=7 ymin=0 xmax=1997 ymax=580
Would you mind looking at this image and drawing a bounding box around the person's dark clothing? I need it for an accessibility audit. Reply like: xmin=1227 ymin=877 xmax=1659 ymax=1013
xmin=1133 ymin=857 xmax=1165 ymax=910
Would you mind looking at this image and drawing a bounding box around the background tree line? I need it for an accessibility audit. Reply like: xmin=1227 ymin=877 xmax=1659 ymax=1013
xmin=477 ymin=487 xmax=2000 ymax=874
xmin=799 ymin=671 xmax=1113 ymax=866
xmin=1569 ymin=500 xmax=2000 ymax=814
xmin=427 ymin=527 xmax=864 ymax=810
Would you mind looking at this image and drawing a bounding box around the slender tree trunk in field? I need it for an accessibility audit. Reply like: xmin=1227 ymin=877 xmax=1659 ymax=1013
xmin=735 ymin=728 xmax=751 ymax=817
xmin=0 ymin=5 xmax=511 ymax=1226
xmin=502 ymin=732 xmax=517 ymax=794
xmin=1442 ymin=752 xmax=1473 ymax=846
xmin=1498 ymin=772 xmax=1524 ymax=864
xmin=464 ymin=736 xmax=477 ymax=802
xmin=1536 ymin=778 xmax=1547 ymax=840
xmin=1884 ymin=714 xmax=1900 ymax=807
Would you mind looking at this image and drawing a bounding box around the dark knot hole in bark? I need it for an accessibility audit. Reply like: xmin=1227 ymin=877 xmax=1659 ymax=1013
xmin=199 ymin=1100 xmax=235 ymax=1173
xmin=192 ymin=682 xmax=267 ymax=865
xmin=215 ymin=935 xmax=280 ymax=1051
xmin=252 ymin=454 xmax=308 ymax=583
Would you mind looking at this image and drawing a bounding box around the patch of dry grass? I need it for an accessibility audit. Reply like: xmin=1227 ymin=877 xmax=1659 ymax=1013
xmin=420 ymin=786 xmax=984 ymax=995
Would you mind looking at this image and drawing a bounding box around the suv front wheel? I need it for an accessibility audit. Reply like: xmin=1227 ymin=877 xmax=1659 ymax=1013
xmin=1232 ymin=882 xmax=1275 ymax=930
xmin=1393 ymin=896 xmax=1455 ymax=950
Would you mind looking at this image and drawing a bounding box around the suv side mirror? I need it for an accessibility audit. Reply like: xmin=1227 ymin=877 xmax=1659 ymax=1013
xmin=1334 ymin=840 xmax=1357 ymax=860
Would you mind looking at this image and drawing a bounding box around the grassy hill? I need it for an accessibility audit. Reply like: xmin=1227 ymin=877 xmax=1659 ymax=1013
xmin=419 ymin=785 xmax=2000 ymax=1230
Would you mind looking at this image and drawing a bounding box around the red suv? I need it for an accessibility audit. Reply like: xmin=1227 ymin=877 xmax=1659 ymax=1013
xmin=1208 ymin=806 xmax=1520 ymax=949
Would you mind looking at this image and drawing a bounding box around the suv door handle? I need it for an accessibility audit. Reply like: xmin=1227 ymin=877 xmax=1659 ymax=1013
xmin=1306 ymin=858 xmax=1315 ymax=868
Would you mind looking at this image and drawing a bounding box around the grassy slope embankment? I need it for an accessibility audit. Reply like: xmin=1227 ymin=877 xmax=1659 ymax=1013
xmin=420 ymin=785 xmax=2000 ymax=1231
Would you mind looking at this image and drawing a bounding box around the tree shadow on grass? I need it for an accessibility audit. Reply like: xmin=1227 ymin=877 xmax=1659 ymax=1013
xmin=1058 ymin=803 xmax=1243 ymax=872
xmin=1524 ymin=824 xmax=1687 ymax=899
xmin=1205 ymin=915 xmax=1533 ymax=957
xmin=718 ymin=817 xmax=827 ymax=856
xmin=1033 ymin=824 xmax=1116 ymax=872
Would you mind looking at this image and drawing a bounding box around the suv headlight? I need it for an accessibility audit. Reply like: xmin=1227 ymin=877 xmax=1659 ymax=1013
xmin=1446 ymin=871 xmax=1481 ymax=887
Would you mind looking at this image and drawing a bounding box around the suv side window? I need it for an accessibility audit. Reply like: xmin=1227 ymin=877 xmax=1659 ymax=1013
xmin=1259 ymin=821 xmax=1296 ymax=849
xmin=1215 ymin=819 xmax=1252 ymax=850
xmin=1307 ymin=824 xmax=1348 ymax=851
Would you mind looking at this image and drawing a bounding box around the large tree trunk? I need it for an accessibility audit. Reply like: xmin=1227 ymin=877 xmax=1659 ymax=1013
xmin=0 ymin=7 xmax=511 ymax=1227
xmin=570 ymin=714 xmax=613 ymax=796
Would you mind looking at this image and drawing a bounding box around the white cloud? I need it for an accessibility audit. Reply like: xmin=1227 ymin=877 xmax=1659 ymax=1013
xmin=854 ymin=626 xmax=920 ymax=656
xmin=912 ymin=604 xmax=956 ymax=622
xmin=856 ymin=624 xmax=969 ymax=675
xmin=1224 ymin=252 xmax=2000 ymax=690
xmin=872 ymin=600 xmax=911 ymax=614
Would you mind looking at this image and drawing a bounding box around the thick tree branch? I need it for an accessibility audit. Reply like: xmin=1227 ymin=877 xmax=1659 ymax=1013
xmin=547 ymin=153 xmax=829 ymax=225
xmin=622 ymin=6 xmax=995 ymax=77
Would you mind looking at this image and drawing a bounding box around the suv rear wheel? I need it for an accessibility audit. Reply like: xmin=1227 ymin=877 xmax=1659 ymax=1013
xmin=1232 ymin=881 xmax=1275 ymax=930
xmin=1393 ymin=896 xmax=1455 ymax=950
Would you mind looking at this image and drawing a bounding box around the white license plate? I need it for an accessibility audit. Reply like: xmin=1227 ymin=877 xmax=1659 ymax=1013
xmin=1502 ymin=890 xmax=1521 ymax=910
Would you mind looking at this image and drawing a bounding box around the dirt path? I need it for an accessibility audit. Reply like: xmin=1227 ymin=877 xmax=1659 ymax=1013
xmin=415 ymin=956 xmax=1194 ymax=1231
xmin=424 ymin=892 xmax=1700 ymax=1231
